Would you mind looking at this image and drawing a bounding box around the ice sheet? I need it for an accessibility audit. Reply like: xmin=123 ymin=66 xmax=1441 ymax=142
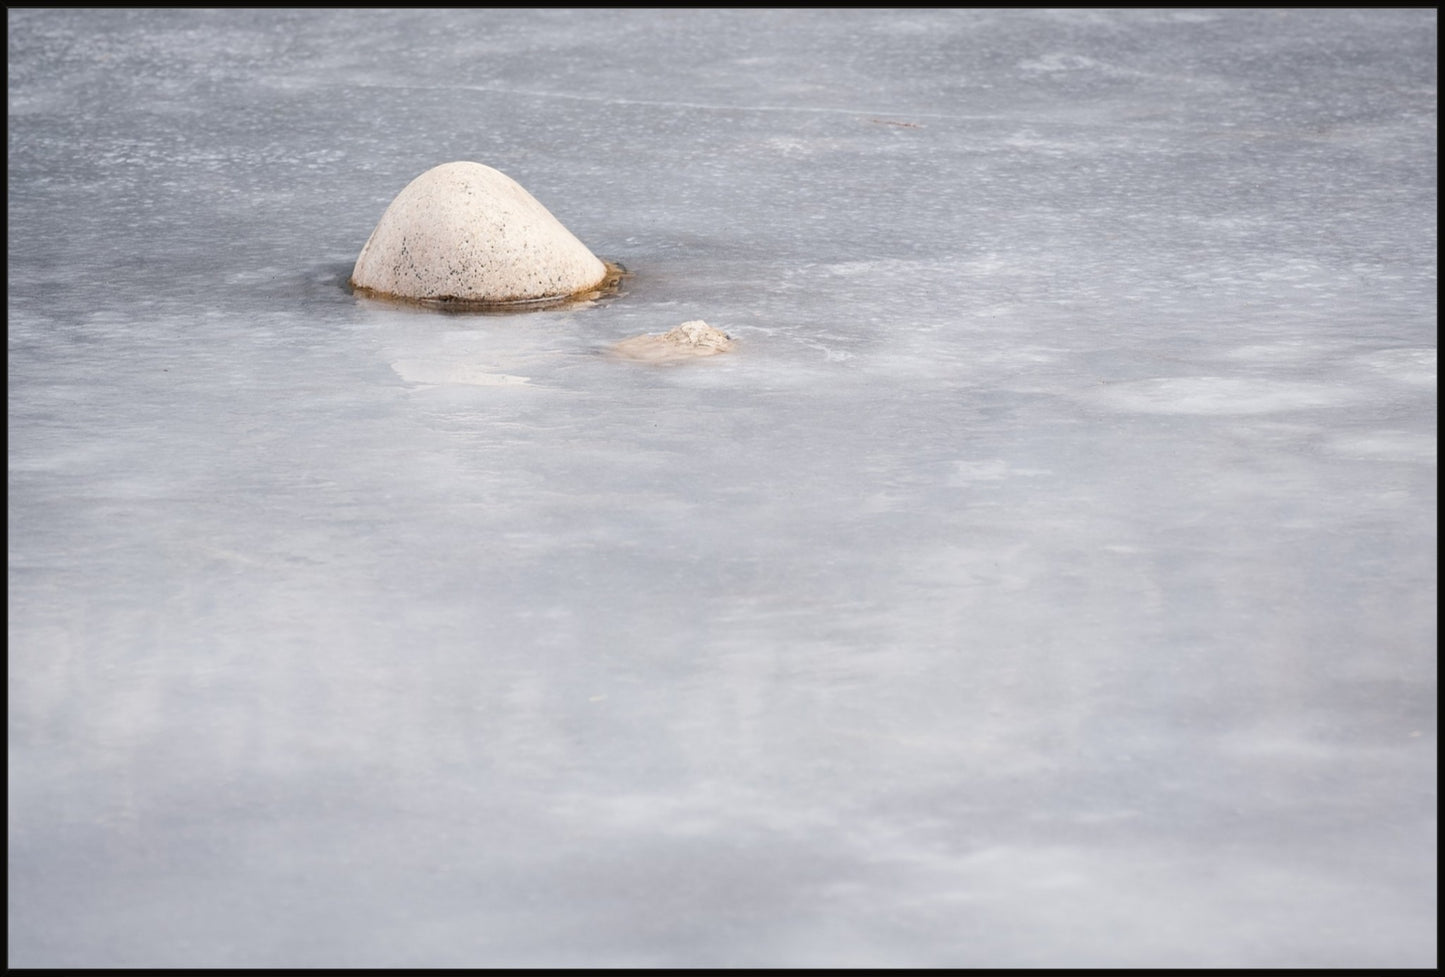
xmin=7 ymin=8 xmax=1437 ymax=968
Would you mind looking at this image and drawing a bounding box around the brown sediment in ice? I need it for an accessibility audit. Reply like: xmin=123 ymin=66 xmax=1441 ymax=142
xmin=610 ymin=320 xmax=735 ymax=363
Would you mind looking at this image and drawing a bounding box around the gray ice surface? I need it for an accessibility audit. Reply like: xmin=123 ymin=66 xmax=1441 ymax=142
xmin=7 ymin=8 xmax=1437 ymax=968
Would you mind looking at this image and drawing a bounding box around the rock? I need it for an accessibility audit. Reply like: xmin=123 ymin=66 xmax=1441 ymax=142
xmin=350 ymin=161 xmax=608 ymax=307
xmin=611 ymin=320 xmax=735 ymax=363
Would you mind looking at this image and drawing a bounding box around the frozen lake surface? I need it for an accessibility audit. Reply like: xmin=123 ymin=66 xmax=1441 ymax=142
xmin=7 ymin=8 xmax=1437 ymax=968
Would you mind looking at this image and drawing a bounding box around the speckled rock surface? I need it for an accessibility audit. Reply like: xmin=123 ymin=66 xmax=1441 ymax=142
xmin=350 ymin=161 xmax=607 ymax=305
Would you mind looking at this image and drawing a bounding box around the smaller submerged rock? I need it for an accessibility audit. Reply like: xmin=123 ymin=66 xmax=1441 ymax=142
xmin=350 ymin=161 xmax=608 ymax=308
xmin=611 ymin=320 xmax=735 ymax=363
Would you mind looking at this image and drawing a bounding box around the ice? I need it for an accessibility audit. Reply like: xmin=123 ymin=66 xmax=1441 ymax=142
xmin=7 ymin=8 xmax=1437 ymax=968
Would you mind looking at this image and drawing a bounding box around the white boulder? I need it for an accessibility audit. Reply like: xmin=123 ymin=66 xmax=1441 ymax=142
xmin=351 ymin=161 xmax=608 ymax=306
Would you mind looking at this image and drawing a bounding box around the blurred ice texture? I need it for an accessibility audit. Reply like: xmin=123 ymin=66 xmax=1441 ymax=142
xmin=7 ymin=8 xmax=1437 ymax=968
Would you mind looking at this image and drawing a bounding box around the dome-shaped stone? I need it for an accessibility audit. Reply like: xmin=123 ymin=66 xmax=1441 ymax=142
xmin=350 ymin=161 xmax=608 ymax=306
